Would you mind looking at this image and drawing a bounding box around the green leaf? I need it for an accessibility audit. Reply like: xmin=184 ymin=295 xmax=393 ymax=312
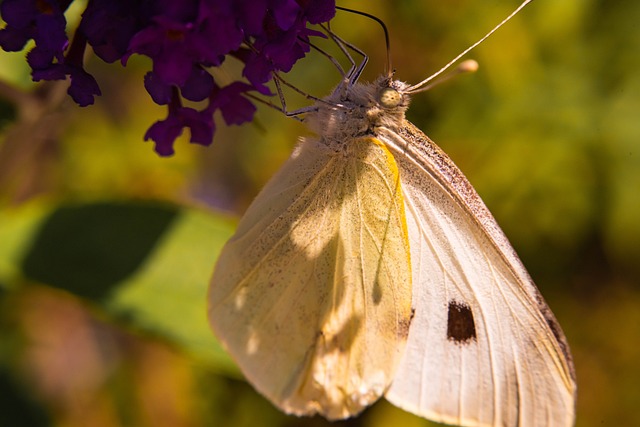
xmin=0 ymin=200 xmax=239 ymax=374
xmin=21 ymin=202 xmax=179 ymax=300
xmin=105 ymin=205 xmax=238 ymax=373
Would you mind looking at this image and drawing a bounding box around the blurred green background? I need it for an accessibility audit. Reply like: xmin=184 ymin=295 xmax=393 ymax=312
xmin=1 ymin=0 xmax=638 ymax=426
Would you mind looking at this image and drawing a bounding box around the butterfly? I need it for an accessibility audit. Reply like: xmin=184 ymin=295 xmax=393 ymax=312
xmin=208 ymin=3 xmax=576 ymax=427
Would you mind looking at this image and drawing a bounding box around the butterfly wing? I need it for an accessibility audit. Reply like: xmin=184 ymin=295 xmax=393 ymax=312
xmin=380 ymin=124 xmax=576 ymax=427
xmin=208 ymin=137 xmax=413 ymax=420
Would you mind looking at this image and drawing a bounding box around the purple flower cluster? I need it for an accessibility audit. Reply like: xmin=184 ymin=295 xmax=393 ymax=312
xmin=0 ymin=0 xmax=336 ymax=155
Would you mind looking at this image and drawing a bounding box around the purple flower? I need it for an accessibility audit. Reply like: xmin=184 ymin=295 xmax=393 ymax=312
xmin=0 ymin=0 xmax=69 ymax=63
xmin=0 ymin=0 xmax=338 ymax=155
xmin=196 ymin=0 xmax=245 ymax=61
xmin=126 ymin=1 xmax=242 ymax=87
xmin=126 ymin=17 xmax=200 ymax=87
xmin=241 ymin=1 xmax=333 ymax=85
xmin=211 ymin=82 xmax=257 ymax=126
xmin=298 ymin=0 xmax=336 ymax=24
xmin=271 ymin=0 xmax=302 ymax=30
xmin=144 ymin=92 xmax=215 ymax=156
xmin=242 ymin=54 xmax=274 ymax=91
xmin=0 ymin=0 xmax=102 ymax=105
xmin=181 ymin=66 xmax=215 ymax=102
xmin=232 ymin=48 xmax=272 ymax=94
xmin=28 ymin=26 xmax=102 ymax=106
xmin=79 ymin=0 xmax=142 ymax=63
xmin=0 ymin=0 xmax=41 ymax=50
xmin=144 ymin=71 xmax=172 ymax=105
xmin=146 ymin=81 xmax=258 ymax=156
xmin=144 ymin=66 xmax=214 ymax=105
xmin=32 ymin=62 xmax=101 ymax=106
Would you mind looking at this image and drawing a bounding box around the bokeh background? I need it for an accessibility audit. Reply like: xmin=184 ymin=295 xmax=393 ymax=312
xmin=1 ymin=0 xmax=639 ymax=426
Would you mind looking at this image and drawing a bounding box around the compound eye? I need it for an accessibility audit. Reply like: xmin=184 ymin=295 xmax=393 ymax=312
xmin=378 ymin=87 xmax=402 ymax=108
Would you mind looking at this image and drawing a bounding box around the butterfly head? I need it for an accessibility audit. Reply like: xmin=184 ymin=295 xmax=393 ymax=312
xmin=308 ymin=77 xmax=411 ymax=145
xmin=378 ymin=86 xmax=403 ymax=109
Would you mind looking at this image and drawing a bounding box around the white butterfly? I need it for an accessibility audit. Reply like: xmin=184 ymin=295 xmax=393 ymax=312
xmin=208 ymin=3 xmax=576 ymax=426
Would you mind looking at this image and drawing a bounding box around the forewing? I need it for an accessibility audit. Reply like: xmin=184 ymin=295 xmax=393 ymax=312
xmin=380 ymin=125 xmax=576 ymax=427
xmin=208 ymin=137 xmax=412 ymax=420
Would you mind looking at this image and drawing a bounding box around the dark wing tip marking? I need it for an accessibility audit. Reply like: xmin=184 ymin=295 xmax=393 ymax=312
xmin=447 ymin=300 xmax=477 ymax=344
xmin=535 ymin=291 xmax=577 ymax=382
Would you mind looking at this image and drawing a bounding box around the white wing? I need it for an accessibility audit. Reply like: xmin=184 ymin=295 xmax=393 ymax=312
xmin=208 ymin=136 xmax=413 ymax=420
xmin=381 ymin=123 xmax=576 ymax=427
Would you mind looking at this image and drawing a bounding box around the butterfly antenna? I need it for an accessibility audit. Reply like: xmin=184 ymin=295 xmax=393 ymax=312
xmin=408 ymin=59 xmax=479 ymax=94
xmin=336 ymin=6 xmax=392 ymax=79
xmin=406 ymin=0 xmax=534 ymax=93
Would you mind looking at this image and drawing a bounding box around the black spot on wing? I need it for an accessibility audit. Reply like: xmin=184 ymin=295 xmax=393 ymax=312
xmin=447 ymin=301 xmax=477 ymax=344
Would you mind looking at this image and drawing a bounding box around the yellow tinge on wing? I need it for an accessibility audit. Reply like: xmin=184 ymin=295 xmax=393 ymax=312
xmin=209 ymin=136 xmax=413 ymax=420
